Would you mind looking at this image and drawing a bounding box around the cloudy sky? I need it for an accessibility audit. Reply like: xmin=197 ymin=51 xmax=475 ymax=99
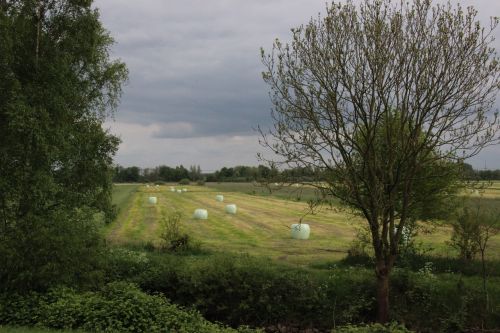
xmin=95 ymin=0 xmax=500 ymax=171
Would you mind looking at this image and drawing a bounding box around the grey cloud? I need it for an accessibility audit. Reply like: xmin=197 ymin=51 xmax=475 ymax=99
xmin=96 ymin=0 xmax=500 ymax=169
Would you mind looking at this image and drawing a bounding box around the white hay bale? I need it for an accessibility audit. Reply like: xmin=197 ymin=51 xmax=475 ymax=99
xmin=225 ymin=204 xmax=237 ymax=214
xmin=146 ymin=184 xmax=150 ymax=188
xmin=170 ymin=188 xmax=176 ymax=192
xmin=215 ymin=195 xmax=224 ymax=202
xmin=148 ymin=196 xmax=157 ymax=204
xmin=177 ymin=189 xmax=182 ymax=193
xmin=193 ymin=209 xmax=208 ymax=220
xmin=182 ymin=188 xmax=188 ymax=192
xmin=155 ymin=185 xmax=159 ymax=187
xmin=291 ymin=223 xmax=310 ymax=240
xmin=274 ymin=182 xmax=279 ymax=186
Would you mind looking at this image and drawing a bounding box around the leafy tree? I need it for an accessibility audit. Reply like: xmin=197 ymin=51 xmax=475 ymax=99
xmin=260 ymin=0 xmax=499 ymax=322
xmin=451 ymin=198 xmax=500 ymax=318
xmin=0 ymin=0 xmax=127 ymax=291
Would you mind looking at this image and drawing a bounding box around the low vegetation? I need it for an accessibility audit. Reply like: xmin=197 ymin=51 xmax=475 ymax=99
xmin=0 ymin=282 xmax=258 ymax=333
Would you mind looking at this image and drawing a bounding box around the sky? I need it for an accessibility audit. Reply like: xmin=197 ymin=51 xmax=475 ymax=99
xmin=94 ymin=0 xmax=500 ymax=172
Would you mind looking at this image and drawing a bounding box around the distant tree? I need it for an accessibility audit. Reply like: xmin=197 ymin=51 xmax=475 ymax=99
xmin=0 ymin=0 xmax=127 ymax=291
xmin=189 ymin=164 xmax=202 ymax=181
xmin=174 ymin=165 xmax=189 ymax=181
xmin=451 ymin=198 xmax=500 ymax=320
xmin=114 ymin=166 xmax=141 ymax=182
xmin=157 ymin=165 xmax=173 ymax=182
xmin=260 ymin=0 xmax=499 ymax=322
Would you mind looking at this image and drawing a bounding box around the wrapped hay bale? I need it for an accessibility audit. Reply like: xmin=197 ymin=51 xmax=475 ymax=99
xmin=225 ymin=204 xmax=237 ymax=214
xmin=193 ymin=209 xmax=208 ymax=220
xmin=148 ymin=196 xmax=158 ymax=204
xmin=170 ymin=188 xmax=176 ymax=192
xmin=291 ymin=223 xmax=310 ymax=239
xmin=182 ymin=188 xmax=188 ymax=192
xmin=215 ymin=194 xmax=224 ymax=202
xmin=177 ymin=189 xmax=182 ymax=193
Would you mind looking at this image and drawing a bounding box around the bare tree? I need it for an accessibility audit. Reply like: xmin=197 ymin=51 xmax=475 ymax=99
xmin=260 ymin=0 xmax=499 ymax=322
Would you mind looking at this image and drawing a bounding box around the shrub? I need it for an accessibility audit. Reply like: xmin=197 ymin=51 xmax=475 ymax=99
xmin=197 ymin=180 xmax=206 ymax=186
xmin=332 ymin=322 xmax=412 ymax=333
xmin=131 ymin=253 xmax=375 ymax=330
xmin=159 ymin=211 xmax=191 ymax=252
xmin=0 ymin=207 xmax=106 ymax=293
xmin=0 ymin=282 xmax=261 ymax=333
xmin=101 ymin=250 xmax=500 ymax=332
xmin=179 ymin=178 xmax=190 ymax=185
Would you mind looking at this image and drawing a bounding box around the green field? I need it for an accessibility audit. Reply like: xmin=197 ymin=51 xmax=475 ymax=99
xmin=112 ymin=184 xmax=139 ymax=211
xmin=108 ymin=182 xmax=500 ymax=265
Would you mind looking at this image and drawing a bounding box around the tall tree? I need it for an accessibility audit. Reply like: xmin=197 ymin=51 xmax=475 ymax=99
xmin=260 ymin=0 xmax=499 ymax=322
xmin=0 ymin=0 xmax=127 ymax=291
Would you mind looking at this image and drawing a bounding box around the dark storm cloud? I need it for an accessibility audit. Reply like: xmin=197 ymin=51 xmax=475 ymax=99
xmin=95 ymin=0 xmax=500 ymax=169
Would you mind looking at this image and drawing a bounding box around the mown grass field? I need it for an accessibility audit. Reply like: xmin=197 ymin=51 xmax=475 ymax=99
xmin=108 ymin=182 xmax=500 ymax=265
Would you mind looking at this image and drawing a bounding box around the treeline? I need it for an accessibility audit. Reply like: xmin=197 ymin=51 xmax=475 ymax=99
xmin=462 ymin=163 xmax=500 ymax=180
xmin=113 ymin=165 xmax=197 ymax=183
xmin=113 ymin=163 xmax=500 ymax=183
xmin=113 ymin=164 xmax=319 ymax=183
xmin=474 ymin=169 xmax=500 ymax=180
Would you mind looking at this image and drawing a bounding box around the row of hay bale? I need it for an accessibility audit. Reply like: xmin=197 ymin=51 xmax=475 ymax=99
xmin=192 ymin=194 xmax=237 ymax=220
xmin=170 ymin=186 xmax=187 ymax=193
xmin=146 ymin=185 xmax=310 ymax=240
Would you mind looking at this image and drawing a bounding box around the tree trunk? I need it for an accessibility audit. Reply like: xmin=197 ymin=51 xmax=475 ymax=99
xmin=376 ymin=263 xmax=390 ymax=323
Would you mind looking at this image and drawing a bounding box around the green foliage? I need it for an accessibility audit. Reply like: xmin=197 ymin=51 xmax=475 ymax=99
xmin=105 ymin=251 xmax=376 ymax=329
xmin=450 ymin=202 xmax=500 ymax=261
xmin=100 ymin=249 xmax=500 ymax=331
xmin=450 ymin=208 xmax=481 ymax=260
xmin=332 ymin=322 xmax=412 ymax=333
xmin=0 ymin=282 xmax=260 ymax=333
xmin=179 ymin=178 xmax=190 ymax=185
xmin=0 ymin=207 xmax=106 ymax=292
xmin=0 ymin=0 xmax=127 ymax=292
xmin=0 ymin=327 xmax=86 ymax=333
xmin=159 ymin=211 xmax=192 ymax=252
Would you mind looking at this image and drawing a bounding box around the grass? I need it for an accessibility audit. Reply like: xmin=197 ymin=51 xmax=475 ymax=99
xmin=109 ymin=182 xmax=500 ymax=266
xmin=104 ymin=184 xmax=139 ymax=236
xmin=112 ymin=184 xmax=139 ymax=211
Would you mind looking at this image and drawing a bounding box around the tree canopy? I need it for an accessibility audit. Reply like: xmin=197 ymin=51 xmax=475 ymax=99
xmin=0 ymin=0 xmax=127 ymax=292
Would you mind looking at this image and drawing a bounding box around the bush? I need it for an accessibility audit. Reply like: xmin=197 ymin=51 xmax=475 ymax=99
xmin=179 ymin=178 xmax=190 ymax=185
xmin=0 ymin=207 xmax=106 ymax=293
xmin=332 ymin=322 xmax=412 ymax=333
xmin=197 ymin=180 xmax=206 ymax=186
xmin=0 ymin=282 xmax=261 ymax=333
xmin=101 ymin=250 xmax=500 ymax=332
xmin=159 ymin=211 xmax=192 ymax=252
xmin=115 ymin=253 xmax=375 ymax=330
